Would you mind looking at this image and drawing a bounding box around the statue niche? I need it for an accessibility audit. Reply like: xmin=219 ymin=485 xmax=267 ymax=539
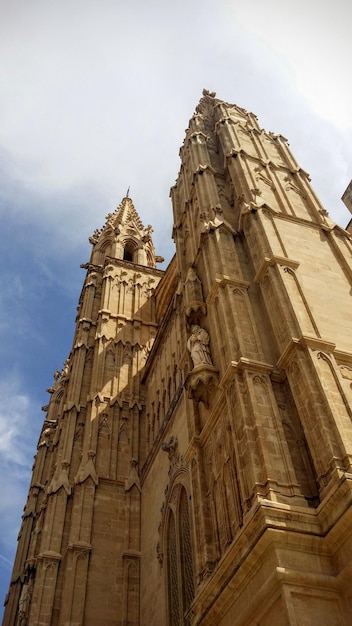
xmin=185 ymin=325 xmax=218 ymax=406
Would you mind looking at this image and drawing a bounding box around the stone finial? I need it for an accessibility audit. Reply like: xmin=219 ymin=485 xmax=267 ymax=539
xmin=47 ymin=461 xmax=71 ymax=495
xmin=75 ymin=451 xmax=99 ymax=486
xmin=202 ymin=88 xmax=216 ymax=98
xmin=125 ymin=458 xmax=141 ymax=492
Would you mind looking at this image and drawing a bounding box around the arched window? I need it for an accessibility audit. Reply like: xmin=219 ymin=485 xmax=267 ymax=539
xmin=94 ymin=240 xmax=112 ymax=265
xmin=49 ymin=389 xmax=64 ymax=422
xmin=123 ymin=240 xmax=135 ymax=262
xmin=146 ymin=249 xmax=154 ymax=268
xmin=167 ymin=485 xmax=195 ymax=626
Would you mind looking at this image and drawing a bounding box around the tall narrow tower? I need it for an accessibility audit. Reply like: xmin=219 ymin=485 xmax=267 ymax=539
xmin=3 ymin=196 xmax=164 ymax=626
xmin=140 ymin=91 xmax=352 ymax=625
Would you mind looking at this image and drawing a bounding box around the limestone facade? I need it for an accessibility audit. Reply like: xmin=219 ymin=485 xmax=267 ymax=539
xmin=3 ymin=91 xmax=352 ymax=625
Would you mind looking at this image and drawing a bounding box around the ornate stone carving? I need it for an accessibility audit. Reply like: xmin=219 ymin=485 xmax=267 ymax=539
xmin=123 ymin=342 xmax=133 ymax=364
xmin=284 ymin=175 xmax=306 ymax=197
xmin=142 ymin=276 xmax=156 ymax=297
xmin=156 ymin=541 xmax=163 ymax=566
xmin=340 ymin=365 xmax=352 ymax=382
xmin=184 ymin=267 xmax=206 ymax=324
xmin=202 ymin=88 xmax=216 ymax=98
xmin=186 ymin=325 xmax=218 ymax=405
xmin=125 ymin=458 xmax=141 ymax=492
xmin=237 ymin=193 xmax=253 ymax=231
xmin=89 ymin=228 xmax=101 ymax=244
xmin=98 ymin=413 xmax=111 ymax=437
xmin=38 ymin=427 xmax=53 ymax=448
xmin=47 ymin=461 xmax=71 ymax=495
xmin=17 ymin=578 xmax=33 ymax=626
xmin=185 ymin=364 xmax=219 ymax=406
xmin=339 ymin=365 xmax=352 ymax=390
xmin=162 ymin=436 xmax=178 ymax=460
xmin=187 ymin=325 xmax=213 ymax=368
xmin=75 ymin=451 xmax=98 ymax=486
xmin=317 ymin=207 xmax=334 ymax=229
xmin=254 ymin=165 xmax=275 ymax=189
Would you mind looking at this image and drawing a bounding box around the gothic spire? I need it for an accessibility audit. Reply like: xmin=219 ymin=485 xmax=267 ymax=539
xmin=88 ymin=195 xmax=162 ymax=268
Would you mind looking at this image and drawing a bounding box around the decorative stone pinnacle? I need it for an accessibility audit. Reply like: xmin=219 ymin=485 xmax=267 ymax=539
xmin=202 ymin=88 xmax=216 ymax=98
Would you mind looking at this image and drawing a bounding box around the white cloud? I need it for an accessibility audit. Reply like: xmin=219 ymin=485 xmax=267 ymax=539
xmin=0 ymin=372 xmax=38 ymax=587
xmin=230 ymin=0 xmax=352 ymax=129
xmin=1 ymin=0 xmax=351 ymax=235
xmin=0 ymin=374 xmax=34 ymax=467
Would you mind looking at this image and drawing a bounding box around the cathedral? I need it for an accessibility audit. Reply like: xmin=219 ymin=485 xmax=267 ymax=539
xmin=3 ymin=91 xmax=352 ymax=625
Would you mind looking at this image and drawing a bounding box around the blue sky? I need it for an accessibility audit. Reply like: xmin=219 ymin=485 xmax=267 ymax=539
xmin=0 ymin=0 xmax=351 ymax=616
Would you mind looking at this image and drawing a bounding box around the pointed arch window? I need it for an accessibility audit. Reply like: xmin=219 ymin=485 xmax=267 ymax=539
xmin=167 ymin=485 xmax=195 ymax=626
xmin=94 ymin=240 xmax=112 ymax=265
xmin=50 ymin=389 xmax=64 ymax=422
xmin=123 ymin=240 xmax=136 ymax=262
xmin=146 ymin=249 xmax=154 ymax=268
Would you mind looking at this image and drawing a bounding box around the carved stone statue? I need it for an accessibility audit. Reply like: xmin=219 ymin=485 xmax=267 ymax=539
xmin=62 ymin=358 xmax=70 ymax=376
xmin=187 ymin=325 xmax=213 ymax=368
xmin=38 ymin=427 xmax=52 ymax=448
xmin=53 ymin=369 xmax=61 ymax=387
xmin=17 ymin=579 xmax=33 ymax=626
xmin=162 ymin=435 xmax=177 ymax=454
xmin=162 ymin=436 xmax=179 ymax=463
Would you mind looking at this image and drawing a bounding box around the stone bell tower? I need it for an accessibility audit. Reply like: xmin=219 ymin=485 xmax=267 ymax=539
xmin=3 ymin=195 xmax=164 ymax=626
xmin=140 ymin=91 xmax=352 ymax=625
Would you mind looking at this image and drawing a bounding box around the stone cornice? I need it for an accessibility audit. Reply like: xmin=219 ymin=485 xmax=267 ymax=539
xmin=207 ymin=277 xmax=250 ymax=305
xmin=122 ymin=550 xmax=141 ymax=559
xmin=104 ymin=256 xmax=165 ymax=277
xmin=220 ymin=358 xmax=274 ymax=390
xmin=254 ymin=255 xmax=300 ymax=284
xmin=277 ymin=336 xmax=336 ymax=369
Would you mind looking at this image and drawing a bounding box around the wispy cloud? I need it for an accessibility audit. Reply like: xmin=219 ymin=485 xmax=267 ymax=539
xmin=0 ymin=373 xmax=35 ymax=468
xmin=0 ymin=372 xmax=38 ymax=597
xmin=0 ymin=554 xmax=13 ymax=568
